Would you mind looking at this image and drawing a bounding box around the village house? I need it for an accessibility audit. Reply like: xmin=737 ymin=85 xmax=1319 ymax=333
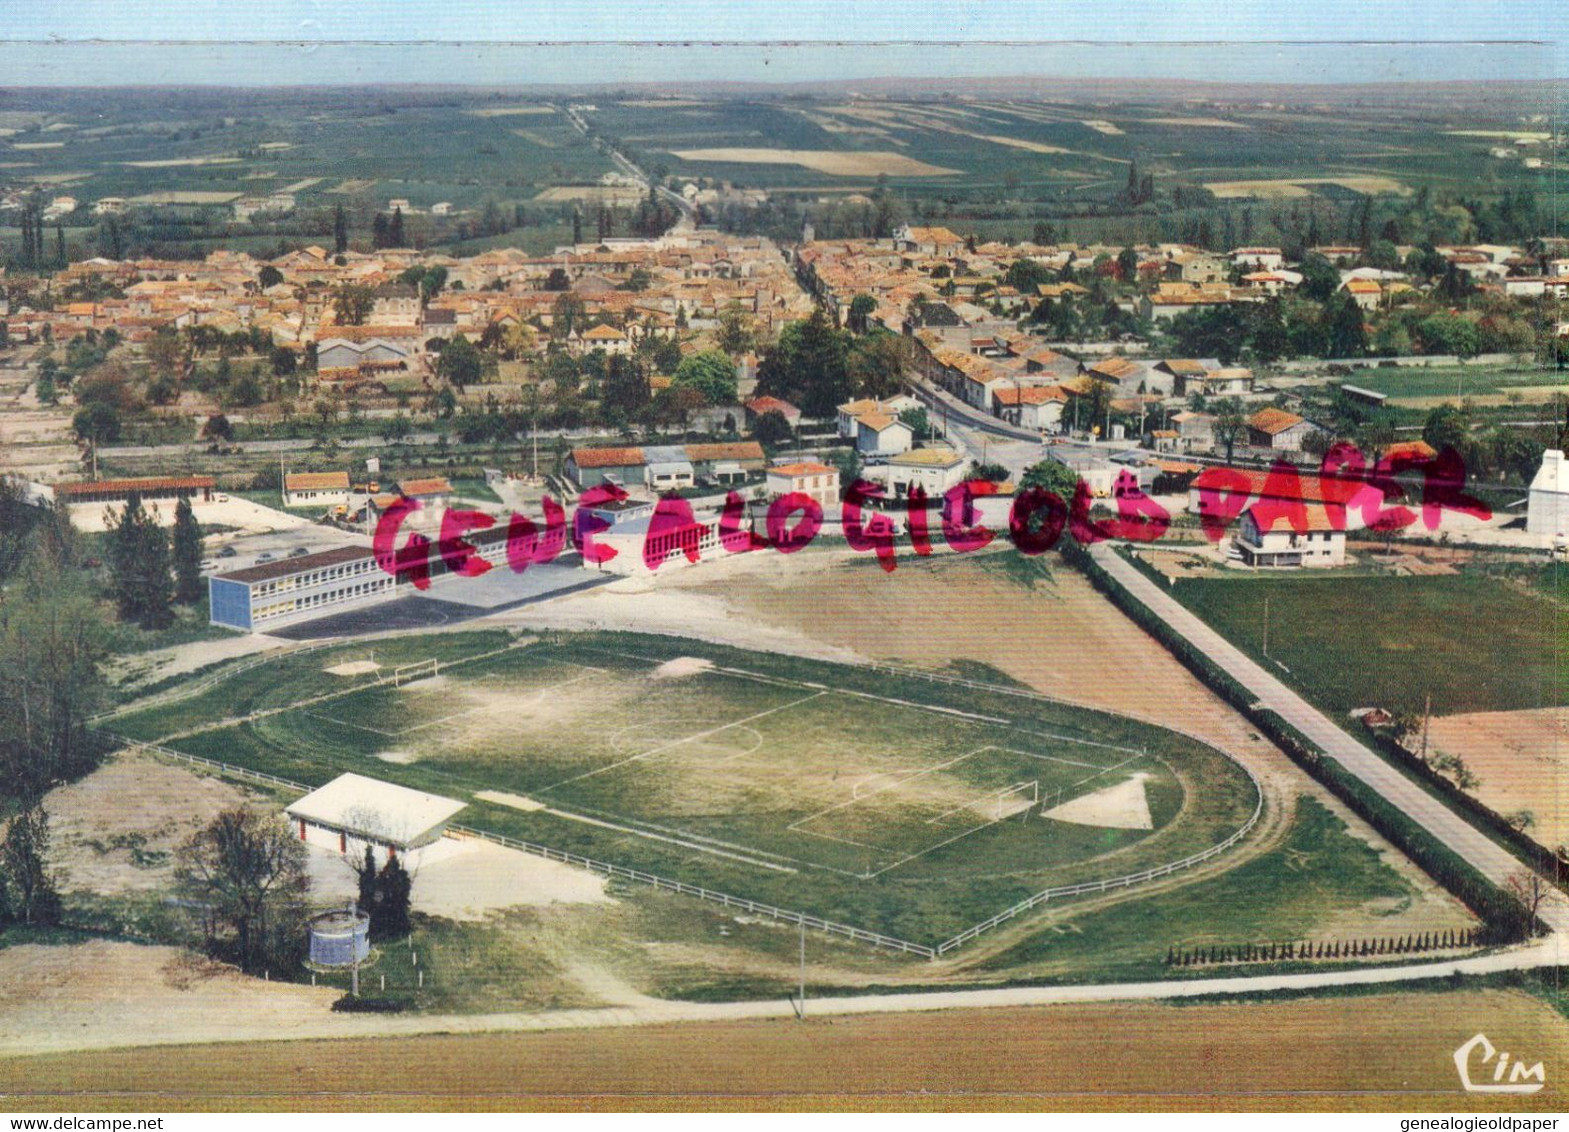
xmin=283 ymin=470 xmax=351 ymax=509
xmin=1246 ymin=407 xmax=1323 ymax=453
xmin=1234 ymin=504 xmax=1347 ymax=568
xmin=765 ymin=461 xmax=841 ymax=510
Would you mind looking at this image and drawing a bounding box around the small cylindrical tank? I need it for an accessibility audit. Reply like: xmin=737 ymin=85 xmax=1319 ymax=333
xmin=309 ymin=906 xmax=370 ymax=967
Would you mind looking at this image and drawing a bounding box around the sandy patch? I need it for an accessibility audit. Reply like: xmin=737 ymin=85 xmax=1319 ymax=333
xmin=414 ymin=838 xmax=610 ymax=918
xmin=534 ymin=186 xmax=647 ymax=205
xmin=1043 ymin=774 xmax=1153 ymax=830
xmin=1447 ymin=129 xmax=1552 ymax=140
xmin=398 ymin=674 xmax=450 ymax=694
xmin=1081 ymin=120 xmax=1124 ymax=135
xmin=670 ymin=148 xmax=961 ymax=177
xmin=11 ymin=141 xmax=65 ymax=150
xmin=1205 ymin=177 xmax=1411 ymax=199
xmin=42 ymin=752 xmax=256 ymax=894
xmin=1428 ymin=707 xmax=1569 ymax=848
xmin=977 ymin=134 xmax=1073 ymax=155
xmin=374 ymin=749 xmax=418 ymax=764
xmin=326 ymin=660 xmax=381 ymax=677
xmin=650 ymin=656 xmax=713 ymax=680
xmin=1146 ymin=116 xmax=1246 ymax=128
xmin=126 ymin=190 xmax=243 ymax=205
xmin=476 ymin=790 xmax=545 ymax=811
xmin=120 ymin=156 xmax=242 ymax=168
xmin=466 ymin=105 xmax=556 ymax=117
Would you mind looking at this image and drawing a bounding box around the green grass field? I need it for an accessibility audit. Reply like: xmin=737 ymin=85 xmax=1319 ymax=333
xmin=1171 ymin=572 xmax=1567 ymax=719
xmin=110 ymin=631 xmax=1259 ymax=945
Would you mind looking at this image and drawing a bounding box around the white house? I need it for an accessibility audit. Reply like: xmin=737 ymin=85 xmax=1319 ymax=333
xmin=854 ymin=413 xmax=915 ymax=456
xmin=283 ymin=470 xmax=351 ymax=508
xmin=765 ymin=461 xmax=840 ymax=510
xmin=1527 ymin=449 xmax=1569 ymax=540
xmin=1235 ymin=504 xmax=1346 ymax=568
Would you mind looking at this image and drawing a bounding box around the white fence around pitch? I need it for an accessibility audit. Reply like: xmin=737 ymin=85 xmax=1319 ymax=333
xmin=854 ymin=661 xmax=1267 ymax=956
xmin=89 ymin=640 xmax=337 ymax=724
xmin=106 ymin=654 xmax=1266 ymax=961
xmin=446 ymin=825 xmax=940 ymax=959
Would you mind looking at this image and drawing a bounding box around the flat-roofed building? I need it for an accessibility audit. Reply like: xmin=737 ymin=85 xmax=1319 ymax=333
xmin=209 ymin=545 xmax=394 ymax=632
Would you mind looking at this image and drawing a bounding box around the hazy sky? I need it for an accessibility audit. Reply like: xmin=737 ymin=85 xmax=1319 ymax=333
xmin=0 ymin=0 xmax=1563 ymax=86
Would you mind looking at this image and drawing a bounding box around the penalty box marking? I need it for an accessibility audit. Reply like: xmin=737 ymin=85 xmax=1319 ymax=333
xmin=301 ymin=663 xmax=605 ymax=739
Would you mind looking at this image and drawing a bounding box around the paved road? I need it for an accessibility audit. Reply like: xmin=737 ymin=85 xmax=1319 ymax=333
xmin=1089 ymin=541 xmax=1569 ymax=938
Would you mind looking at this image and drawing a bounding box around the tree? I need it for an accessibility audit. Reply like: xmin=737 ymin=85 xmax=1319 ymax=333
xmin=72 ymin=402 xmax=120 ymax=446
xmin=898 ymin=406 xmax=932 ymax=441
xmin=1020 ymin=458 xmax=1080 ymax=500
xmin=716 ymin=303 xmax=756 ymax=355
xmin=753 ymin=408 xmax=794 ymax=448
xmin=437 ymin=334 xmax=482 ymax=391
xmin=371 ymin=856 xmax=412 ymax=940
xmin=1503 ymin=869 xmax=1547 ymax=930
xmin=171 ymin=496 xmax=204 ymax=605
xmin=1116 ymin=246 xmax=1139 ymax=283
xmin=201 ymin=412 xmax=233 ymax=441
xmin=0 ymin=807 xmax=61 ymax=928
xmin=333 ymin=203 xmax=349 ymax=254
xmin=604 ymin=353 xmax=651 ymax=415
xmin=270 ymin=346 xmax=297 ymax=377
xmin=1423 ymin=403 xmax=1473 ymax=454
xmin=332 ymin=284 xmax=375 ymax=327
xmin=756 ymin=310 xmax=851 ymax=418
xmin=1298 ymin=253 xmax=1341 ymax=302
xmin=846 ymin=332 xmax=909 ymax=401
xmin=371 ymin=212 xmax=390 ymax=249
xmin=388 ymin=206 xmax=405 ymax=248
xmin=550 ymin=292 xmax=587 ymax=340
xmin=846 ymin=293 xmax=878 ymax=334
xmin=176 ymin=808 xmax=309 ymax=974
xmin=257 ymin=265 xmax=284 ymax=290
xmin=1326 ymin=294 xmax=1369 ymax=359
xmin=671 ymin=349 xmax=738 ymax=404
xmin=382 ymin=412 xmax=413 ymax=446
xmin=1213 ymin=396 xmax=1249 ymax=462
xmin=543 ymin=267 xmax=571 ymax=292
xmin=106 ymin=491 xmax=173 ymax=631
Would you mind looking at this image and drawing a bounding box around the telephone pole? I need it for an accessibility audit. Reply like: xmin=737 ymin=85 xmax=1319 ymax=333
xmin=1262 ymin=595 xmax=1270 ymax=657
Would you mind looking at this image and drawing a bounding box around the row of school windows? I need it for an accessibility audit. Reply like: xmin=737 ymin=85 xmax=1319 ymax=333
xmin=253 ymin=558 xmax=378 ymax=596
xmin=253 ymin=578 xmax=392 ymax=621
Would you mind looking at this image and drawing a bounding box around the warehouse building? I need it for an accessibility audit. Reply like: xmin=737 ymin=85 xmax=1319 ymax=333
xmin=52 ymin=475 xmax=216 ymax=506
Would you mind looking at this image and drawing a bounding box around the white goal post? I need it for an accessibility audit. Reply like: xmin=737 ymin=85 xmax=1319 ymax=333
xmin=389 ymin=658 xmax=440 ymax=686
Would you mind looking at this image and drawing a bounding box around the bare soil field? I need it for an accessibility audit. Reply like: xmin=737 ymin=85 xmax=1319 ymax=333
xmin=1145 ymin=116 xmax=1247 ymax=128
xmin=1205 ymin=176 xmax=1411 ymax=198
xmin=534 ymin=185 xmax=647 ymax=205
xmin=1428 ymin=707 xmax=1569 ymax=848
xmin=3 ymin=988 xmax=1561 ymax=1110
xmin=43 ymin=751 xmax=258 ymax=895
xmin=670 ymin=148 xmax=962 ymax=177
xmin=465 ymin=105 xmax=556 ymax=117
xmin=1082 ymin=119 xmax=1125 ymax=135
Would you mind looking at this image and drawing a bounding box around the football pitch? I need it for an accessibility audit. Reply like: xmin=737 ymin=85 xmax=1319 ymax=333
xmin=113 ymin=632 xmax=1261 ymax=944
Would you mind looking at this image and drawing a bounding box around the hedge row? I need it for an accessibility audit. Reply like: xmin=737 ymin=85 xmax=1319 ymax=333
xmin=1062 ymin=539 xmax=1544 ymax=943
xmin=1361 ymin=727 xmax=1564 ymax=881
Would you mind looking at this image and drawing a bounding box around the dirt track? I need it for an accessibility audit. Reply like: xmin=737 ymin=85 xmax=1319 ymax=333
xmin=3 ymin=980 xmax=1563 ymax=1111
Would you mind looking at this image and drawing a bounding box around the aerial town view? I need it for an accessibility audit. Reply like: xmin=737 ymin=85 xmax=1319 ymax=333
xmin=0 ymin=2 xmax=1565 ymax=1118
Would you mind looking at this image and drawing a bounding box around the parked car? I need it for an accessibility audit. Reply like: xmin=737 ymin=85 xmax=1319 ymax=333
xmin=217 ymin=545 xmax=238 ymax=558
xmin=254 ymin=552 xmax=275 ymax=564
xmin=288 ymin=546 xmax=310 ymax=558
